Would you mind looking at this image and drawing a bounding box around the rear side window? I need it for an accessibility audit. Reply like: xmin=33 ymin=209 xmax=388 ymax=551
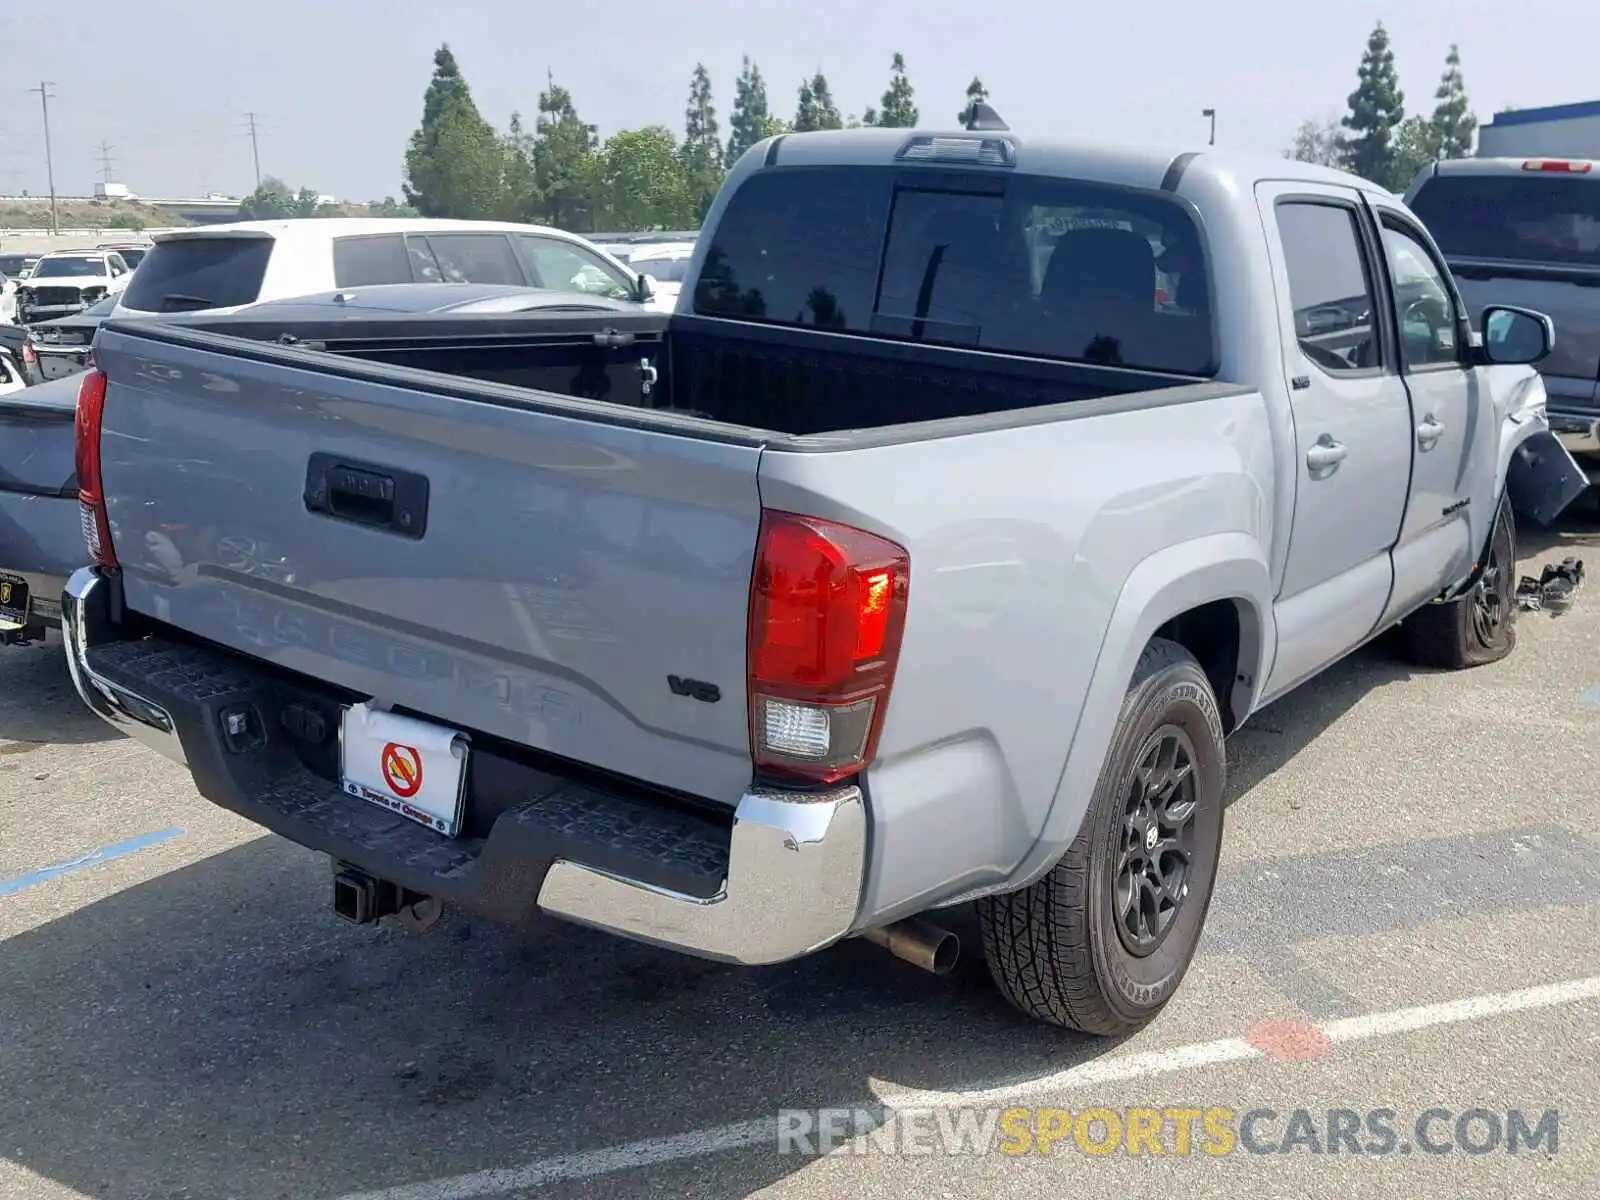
xmin=121 ymin=237 xmax=274 ymax=312
xmin=1409 ymin=174 xmax=1600 ymax=267
xmin=420 ymin=234 xmax=525 ymax=286
xmin=694 ymin=166 xmax=1214 ymax=374
xmin=1274 ymin=201 xmax=1382 ymax=375
xmin=333 ymin=234 xmax=413 ymax=286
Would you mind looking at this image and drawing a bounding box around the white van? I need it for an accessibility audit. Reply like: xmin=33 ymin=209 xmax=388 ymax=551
xmin=110 ymin=218 xmax=667 ymax=319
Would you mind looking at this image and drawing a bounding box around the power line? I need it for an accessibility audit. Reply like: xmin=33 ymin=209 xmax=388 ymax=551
xmin=243 ymin=111 xmax=261 ymax=187
xmin=26 ymin=80 xmax=58 ymax=233
xmin=96 ymin=139 xmax=116 ymax=185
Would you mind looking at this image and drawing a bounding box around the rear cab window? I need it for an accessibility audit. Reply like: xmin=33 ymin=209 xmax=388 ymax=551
xmin=333 ymin=234 xmax=413 ymax=286
xmin=120 ymin=237 xmax=275 ymax=312
xmin=1408 ymin=171 xmax=1600 ymax=267
xmin=692 ymin=165 xmax=1216 ymax=374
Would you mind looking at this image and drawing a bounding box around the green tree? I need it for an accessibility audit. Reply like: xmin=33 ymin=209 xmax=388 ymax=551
xmin=594 ymin=126 xmax=697 ymax=230
xmin=681 ymin=64 xmax=724 ymax=218
xmin=238 ymin=176 xmax=298 ymax=219
xmin=1341 ymin=22 xmax=1406 ymax=188
xmin=403 ymin=45 xmax=506 ymax=218
xmin=760 ymin=115 xmax=792 ymax=138
xmin=105 ymin=210 xmax=146 ymax=231
xmin=498 ymin=111 xmax=540 ymax=222
xmin=1431 ymin=44 xmax=1476 ymax=159
xmin=534 ymin=73 xmax=599 ymax=230
xmin=878 ymin=53 xmax=919 ymax=127
xmin=1391 ymin=115 xmax=1439 ymax=190
xmin=959 ymin=77 xmax=989 ymax=123
xmin=368 ymin=196 xmax=420 ymax=217
xmin=725 ymin=56 xmax=771 ymax=166
xmin=794 ymin=73 xmax=842 ymax=132
xmin=1285 ymin=117 xmax=1345 ymax=167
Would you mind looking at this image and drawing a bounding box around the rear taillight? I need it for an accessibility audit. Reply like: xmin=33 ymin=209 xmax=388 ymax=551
xmin=747 ymin=511 xmax=909 ymax=784
xmin=74 ymin=366 xmax=117 ymax=568
xmin=1521 ymin=158 xmax=1593 ymax=173
xmin=21 ymin=340 xmax=37 ymax=365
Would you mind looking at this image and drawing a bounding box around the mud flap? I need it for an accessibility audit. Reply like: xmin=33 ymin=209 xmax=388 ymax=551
xmin=1506 ymin=430 xmax=1589 ymax=527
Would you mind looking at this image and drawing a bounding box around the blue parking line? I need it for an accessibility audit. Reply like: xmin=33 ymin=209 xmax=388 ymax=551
xmin=0 ymin=827 xmax=184 ymax=898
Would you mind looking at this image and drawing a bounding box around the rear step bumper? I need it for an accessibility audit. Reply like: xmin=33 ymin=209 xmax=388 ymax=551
xmin=62 ymin=567 xmax=867 ymax=965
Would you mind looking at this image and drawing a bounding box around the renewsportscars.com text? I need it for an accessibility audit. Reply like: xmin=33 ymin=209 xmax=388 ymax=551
xmin=777 ymin=1105 xmax=1560 ymax=1157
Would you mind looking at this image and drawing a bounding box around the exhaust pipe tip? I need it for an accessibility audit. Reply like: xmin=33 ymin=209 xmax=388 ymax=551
xmin=861 ymin=917 xmax=961 ymax=976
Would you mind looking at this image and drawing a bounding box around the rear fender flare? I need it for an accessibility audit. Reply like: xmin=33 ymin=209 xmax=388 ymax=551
xmin=1000 ymin=532 xmax=1274 ymax=894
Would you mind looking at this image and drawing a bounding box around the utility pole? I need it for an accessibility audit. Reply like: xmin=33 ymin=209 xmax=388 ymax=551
xmin=28 ymin=81 xmax=59 ymax=234
xmin=244 ymin=111 xmax=262 ymax=187
xmin=1202 ymin=107 xmax=1217 ymax=146
xmin=96 ymin=139 xmax=116 ymax=185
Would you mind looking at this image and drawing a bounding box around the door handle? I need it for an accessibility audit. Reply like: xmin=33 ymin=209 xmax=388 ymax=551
xmin=1305 ymin=436 xmax=1347 ymax=472
xmin=1417 ymin=415 xmax=1446 ymax=449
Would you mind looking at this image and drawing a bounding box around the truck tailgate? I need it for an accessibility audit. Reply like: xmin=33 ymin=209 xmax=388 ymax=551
xmin=92 ymin=325 xmax=765 ymax=806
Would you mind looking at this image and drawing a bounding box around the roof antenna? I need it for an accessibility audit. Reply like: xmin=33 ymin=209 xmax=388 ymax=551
xmin=961 ymin=101 xmax=1009 ymax=132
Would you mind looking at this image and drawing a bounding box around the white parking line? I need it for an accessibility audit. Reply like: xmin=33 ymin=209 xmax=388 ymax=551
xmin=334 ymin=974 xmax=1600 ymax=1200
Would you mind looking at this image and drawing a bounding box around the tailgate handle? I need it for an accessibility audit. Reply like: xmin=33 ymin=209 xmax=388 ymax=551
xmin=304 ymin=453 xmax=429 ymax=539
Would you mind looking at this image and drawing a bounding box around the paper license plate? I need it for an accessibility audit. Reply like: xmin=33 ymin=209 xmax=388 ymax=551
xmin=339 ymin=702 xmax=469 ymax=837
xmin=0 ymin=577 xmax=29 ymax=631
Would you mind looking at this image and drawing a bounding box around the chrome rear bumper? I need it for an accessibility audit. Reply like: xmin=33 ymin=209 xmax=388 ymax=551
xmin=62 ymin=565 xmax=868 ymax=964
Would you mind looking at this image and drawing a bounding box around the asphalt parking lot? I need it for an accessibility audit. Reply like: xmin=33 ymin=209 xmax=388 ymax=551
xmin=3 ymin=517 xmax=1598 ymax=1200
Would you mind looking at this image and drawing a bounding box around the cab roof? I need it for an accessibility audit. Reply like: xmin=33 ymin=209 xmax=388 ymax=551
xmin=752 ymin=126 xmax=1395 ymax=199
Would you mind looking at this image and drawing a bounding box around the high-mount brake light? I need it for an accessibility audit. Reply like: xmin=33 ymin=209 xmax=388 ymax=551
xmin=1520 ymin=159 xmax=1593 ymax=173
xmin=747 ymin=511 xmax=910 ymax=784
xmin=74 ymin=366 xmax=117 ymax=568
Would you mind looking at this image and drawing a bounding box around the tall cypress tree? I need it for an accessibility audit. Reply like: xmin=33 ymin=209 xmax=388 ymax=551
xmin=681 ymin=64 xmax=724 ymax=218
xmin=1341 ymin=22 xmax=1406 ymax=187
xmin=725 ymin=56 xmax=771 ymax=166
xmin=533 ymin=72 xmax=599 ymax=230
xmin=1431 ymin=44 xmax=1477 ymax=159
xmin=878 ymin=53 xmax=919 ymax=128
xmin=959 ymin=76 xmax=989 ymax=123
xmin=402 ymin=44 xmax=505 ymax=218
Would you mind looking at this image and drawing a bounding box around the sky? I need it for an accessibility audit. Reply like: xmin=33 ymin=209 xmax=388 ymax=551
xmin=0 ymin=0 xmax=1591 ymax=202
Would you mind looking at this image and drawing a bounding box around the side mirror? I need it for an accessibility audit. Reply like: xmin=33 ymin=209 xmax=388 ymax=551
xmin=1481 ymin=305 xmax=1555 ymax=366
xmin=634 ymin=273 xmax=654 ymax=303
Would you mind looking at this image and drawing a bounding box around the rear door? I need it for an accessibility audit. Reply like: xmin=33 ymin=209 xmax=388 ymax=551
xmin=93 ymin=322 xmax=765 ymax=807
xmin=1366 ymin=199 xmax=1494 ymax=617
xmin=1407 ymin=166 xmax=1600 ymax=409
xmin=1256 ymin=183 xmax=1414 ymax=697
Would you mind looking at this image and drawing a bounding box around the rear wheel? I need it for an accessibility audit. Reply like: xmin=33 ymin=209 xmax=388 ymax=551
xmin=1394 ymin=495 xmax=1517 ymax=670
xmin=977 ymin=638 xmax=1226 ymax=1033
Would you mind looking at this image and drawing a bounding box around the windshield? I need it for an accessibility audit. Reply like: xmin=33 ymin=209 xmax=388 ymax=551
xmin=1409 ymin=173 xmax=1600 ymax=267
xmin=635 ymin=257 xmax=690 ymax=283
xmin=110 ymin=247 xmax=148 ymax=268
xmin=32 ymin=257 xmax=109 ymax=279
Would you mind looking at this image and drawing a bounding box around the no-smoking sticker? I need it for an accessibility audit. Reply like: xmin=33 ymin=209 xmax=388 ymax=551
xmin=380 ymin=742 xmax=423 ymax=798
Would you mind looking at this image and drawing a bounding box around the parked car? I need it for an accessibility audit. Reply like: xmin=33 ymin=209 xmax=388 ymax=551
xmin=0 ymin=344 xmax=25 ymax=395
xmin=14 ymin=249 xmax=133 ymax=325
xmin=1405 ymin=157 xmax=1600 ymax=464
xmin=63 ymin=125 xmax=1585 ymax=1033
xmin=0 ymin=253 xmax=40 ymax=282
xmin=1 ymin=271 xmax=15 ymax=325
xmin=97 ymin=240 xmax=152 ymax=269
xmin=108 ymin=218 xmax=670 ymax=323
xmin=627 ymin=243 xmax=696 ymax=309
xmin=0 ymin=372 xmax=78 ymax=643
xmin=25 ymin=293 xmax=118 ymax=381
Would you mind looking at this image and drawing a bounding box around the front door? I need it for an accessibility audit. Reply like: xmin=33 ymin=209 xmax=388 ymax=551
xmin=1365 ymin=199 xmax=1495 ymax=621
xmin=1256 ymin=183 xmax=1415 ymax=700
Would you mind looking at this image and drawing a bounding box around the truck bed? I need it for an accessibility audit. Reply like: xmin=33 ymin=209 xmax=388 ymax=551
xmin=89 ymin=313 xmax=1228 ymax=808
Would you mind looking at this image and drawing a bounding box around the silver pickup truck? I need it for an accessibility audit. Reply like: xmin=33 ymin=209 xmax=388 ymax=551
xmin=62 ymin=125 xmax=1586 ymax=1034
